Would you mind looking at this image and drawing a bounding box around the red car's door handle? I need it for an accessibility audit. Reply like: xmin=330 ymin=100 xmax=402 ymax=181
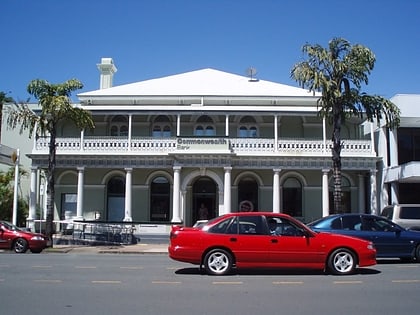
xmin=230 ymin=238 xmax=237 ymax=242
xmin=271 ymin=239 xmax=278 ymax=243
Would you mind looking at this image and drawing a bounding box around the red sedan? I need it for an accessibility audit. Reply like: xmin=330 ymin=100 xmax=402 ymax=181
xmin=0 ymin=221 xmax=49 ymax=253
xmin=169 ymin=212 xmax=376 ymax=275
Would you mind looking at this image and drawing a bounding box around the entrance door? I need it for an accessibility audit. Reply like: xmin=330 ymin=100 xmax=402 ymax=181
xmin=192 ymin=177 xmax=217 ymax=224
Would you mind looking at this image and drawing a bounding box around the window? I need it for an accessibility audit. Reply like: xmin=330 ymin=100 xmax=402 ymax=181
xmin=150 ymin=176 xmax=170 ymax=221
xmin=61 ymin=193 xmax=77 ymax=220
xmin=152 ymin=116 xmax=172 ymax=137
xmin=398 ymin=128 xmax=420 ymax=164
xmin=238 ymin=116 xmax=258 ymax=137
xmin=194 ymin=115 xmax=215 ymax=136
xmin=110 ymin=115 xmax=128 ymax=136
xmin=107 ymin=177 xmax=125 ymax=221
xmin=282 ymin=177 xmax=302 ymax=217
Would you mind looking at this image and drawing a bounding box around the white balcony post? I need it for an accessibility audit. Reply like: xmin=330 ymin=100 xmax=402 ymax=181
xmin=225 ymin=115 xmax=229 ymax=136
xmin=177 ymin=114 xmax=181 ymax=136
xmin=80 ymin=129 xmax=84 ymax=151
xmin=323 ymin=117 xmax=327 ymax=154
xmin=274 ymin=115 xmax=278 ymax=153
xmin=322 ymin=169 xmax=330 ymax=217
xmin=128 ymin=114 xmax=132 ymax=151
xmin=389 ymin=128 xmax=398 ymax=167
xmin=273 ymin=169 xmax=281 ymax=213
xmin=124 ymin=168 xmax=132 ymax=221
xmin=172 ymin=166 xmax=182 ymax=222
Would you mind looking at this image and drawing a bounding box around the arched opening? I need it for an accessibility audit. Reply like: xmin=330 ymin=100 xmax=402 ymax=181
xmin=150 ymin=176 xmax=170 ymax=221
xmin=192 ymin=177 xmax=217 ymax=223
xmin=107 ymin=176 xmax=125 ymax=221
xmin=238 ymin=177 xmax=258 ymax=211
xmin=282 ymin=177 xmax=303 ymax=217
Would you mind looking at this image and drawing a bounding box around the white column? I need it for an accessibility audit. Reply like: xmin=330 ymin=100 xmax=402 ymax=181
xmin=76 ymin=167 xmax=84 ymax=219
xmin=223 ymin=167 xmax=232 ymax=214
xmin=124 ymin=168 xmax=132 ymax=221
xmin=273 ymin=169 xmax=281 ymax=213
xmin=172 ymin=166 xmax=182 ymax=222
xmin=358 ymin=174 xmax=366 ymax=213
xmin=389 ymin=128 xmax=398 ymax=167
xmin=370 ymin=169 xmax=378 ymax=215
xmin=27 ymin=166 xmax=38 ymax=231
xmin=322 ymin=169 xmax=330 ymax=217
xmin=225 ymin=115 xmax=229 ymax=136
xmin=391 ymin=182 xmax=399 ymax=204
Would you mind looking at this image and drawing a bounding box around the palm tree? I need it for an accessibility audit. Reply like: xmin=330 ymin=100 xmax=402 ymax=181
xmin=0 ymin=91 xmax=14 ymax=142
xmin=291 ymin=37 xmax=400 ymax=214
xmin=6 ymin=79 xmax=94 ymax=243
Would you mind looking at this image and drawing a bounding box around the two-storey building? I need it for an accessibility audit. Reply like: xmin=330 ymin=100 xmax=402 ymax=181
xmin=26 ymin=58 xmax=378 ymax=233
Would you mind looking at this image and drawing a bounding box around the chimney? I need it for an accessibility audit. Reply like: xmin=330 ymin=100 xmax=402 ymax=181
xmin=97 ymin=58 xmax=117 ymax=89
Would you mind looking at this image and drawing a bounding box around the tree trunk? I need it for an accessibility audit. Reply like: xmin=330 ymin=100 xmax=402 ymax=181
xmin=45 ymin=131 xmax=56 ymax=246
xmin=332 ymin=104 xmax=343 ymax=214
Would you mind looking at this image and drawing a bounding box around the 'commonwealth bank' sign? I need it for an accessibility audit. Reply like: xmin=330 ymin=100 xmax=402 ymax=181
xmin=176 ymin=137 xmax=229 ymax=151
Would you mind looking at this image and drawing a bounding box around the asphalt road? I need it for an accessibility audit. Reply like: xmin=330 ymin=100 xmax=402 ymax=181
xmin=0 ymin=253 xmax=419 ymax=315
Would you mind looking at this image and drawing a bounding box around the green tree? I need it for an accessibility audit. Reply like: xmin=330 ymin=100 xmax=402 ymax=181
xmin=6 ymin=79 xmax=94 ymax=243
xmin=0 ymin=91 xmax=14 ymax=142
xmin=291 ymin=38 xmax=400 ymax=214
xmin=0 ymin=167 xmax=28 ymax=226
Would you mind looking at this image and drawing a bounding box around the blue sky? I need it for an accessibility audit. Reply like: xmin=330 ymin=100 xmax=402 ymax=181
xmin=1 ymin=0 xmax=419 ymax=101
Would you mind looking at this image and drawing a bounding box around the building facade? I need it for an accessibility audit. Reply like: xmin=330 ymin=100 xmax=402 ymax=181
xmin=25 ymin=58 xmax=382 ymax=233
xmin=377 ymin=94 xmax=420 ymax=209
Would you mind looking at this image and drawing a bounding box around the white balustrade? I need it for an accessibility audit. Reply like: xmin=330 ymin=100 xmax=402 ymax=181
xmin=33 ymin=137 xmax=373 ymax=157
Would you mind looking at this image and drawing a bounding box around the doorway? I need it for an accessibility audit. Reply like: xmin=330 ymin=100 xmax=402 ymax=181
xmin=192 ymin=177 xmax=217 ymax=223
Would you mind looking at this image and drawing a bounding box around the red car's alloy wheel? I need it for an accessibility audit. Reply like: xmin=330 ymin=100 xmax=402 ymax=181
xmin=204 ymin=249 xmax=233 ymax=275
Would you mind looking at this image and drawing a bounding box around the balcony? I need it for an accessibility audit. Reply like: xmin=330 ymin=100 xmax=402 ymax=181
xmin=33 ymin=136 xmax=375 ymax=158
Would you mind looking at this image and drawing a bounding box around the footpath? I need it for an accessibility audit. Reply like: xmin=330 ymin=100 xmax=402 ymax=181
xmin=45 ymin=242 xmax=168 ymax=254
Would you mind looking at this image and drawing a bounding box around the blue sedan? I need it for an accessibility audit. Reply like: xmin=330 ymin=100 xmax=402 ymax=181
xmin=308 ymin=214 xmax=420 ymax=261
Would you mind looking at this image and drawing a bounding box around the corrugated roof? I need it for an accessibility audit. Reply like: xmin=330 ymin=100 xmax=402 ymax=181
xmin=79 ymin=68 xmax=316 ymax=98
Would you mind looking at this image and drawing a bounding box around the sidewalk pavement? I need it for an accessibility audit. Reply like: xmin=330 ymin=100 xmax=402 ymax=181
xmin=45 ymin=242 xmax=169 ymax=254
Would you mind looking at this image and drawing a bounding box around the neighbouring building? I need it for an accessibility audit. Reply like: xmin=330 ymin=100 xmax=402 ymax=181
xmin=376 ymin=94 xmax=420 ymax=209
xmin=20 ymin=58 xmax=417 ymax=234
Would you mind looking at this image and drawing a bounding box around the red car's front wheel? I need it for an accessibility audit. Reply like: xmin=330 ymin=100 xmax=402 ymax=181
xmin=204 ymin=249 xmax=233 ymax=275
xmin=328 ymin=248 xmax=356 ymax=275
xmin=13 ymin=238 xmax=28 ymax=253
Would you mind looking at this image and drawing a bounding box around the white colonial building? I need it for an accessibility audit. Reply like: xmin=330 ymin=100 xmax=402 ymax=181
xmin=24 ymin=58 xmax=392 ymax=233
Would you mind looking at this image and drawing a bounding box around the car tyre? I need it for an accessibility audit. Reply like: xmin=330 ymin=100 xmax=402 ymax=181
xmin=13 ymin=238 xmax=29 ymax=253
xmin=415 ymin=245 xmax=420 ymax=262
xmin=328 ymin=248 xmax=356 ymax=275
xmin=204 ymin=249 xmax=233 ymax=275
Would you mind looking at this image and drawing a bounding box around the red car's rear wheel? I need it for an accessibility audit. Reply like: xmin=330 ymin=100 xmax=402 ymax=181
xmin=204 ymin=249 xmax=233 ymax=275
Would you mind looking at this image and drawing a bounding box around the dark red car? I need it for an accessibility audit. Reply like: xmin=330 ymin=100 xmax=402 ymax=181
xmin=0 ymin=221 xmax=48 ymax=253
xmin=169 ymin=212 xmax=376 ymax=275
